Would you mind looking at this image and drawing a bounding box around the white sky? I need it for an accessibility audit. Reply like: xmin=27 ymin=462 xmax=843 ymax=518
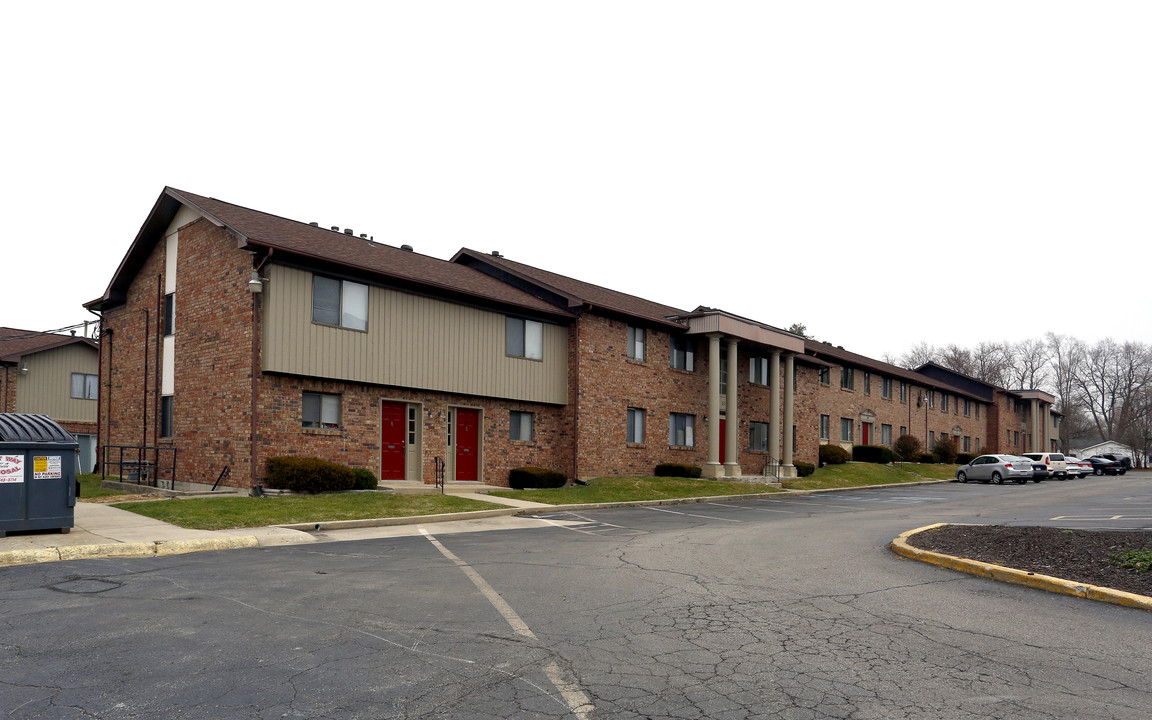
xmin=3 ymin=1 xmax=1149 ymax=360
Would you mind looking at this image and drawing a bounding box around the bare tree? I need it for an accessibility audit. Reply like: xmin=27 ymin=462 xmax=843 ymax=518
xmin=898 ymin=342 xmax=938 ymax=370
xmin=1075 ymin=339 xmax=1152 ymax=442
xmin=1046 ymin=332 xmax=1087 ymax=449
xmin=1007 ymin=338 xmax=1052 ymax=390
xmin=971 ymin=341 xmax=1011 ymax=386
xmin=938 ymin=344 xmax=975 ymax=377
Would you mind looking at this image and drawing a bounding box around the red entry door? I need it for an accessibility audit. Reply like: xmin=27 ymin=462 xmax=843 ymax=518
xmin=381 ymin=402 xmax=407 ymax=480
xmin=718 ymin=419 xmax=726 ymax=464
xmin=861 ymin=422 xmax=871 ymax=445
xmin=455 ymin=408 xmax=480 ymax=482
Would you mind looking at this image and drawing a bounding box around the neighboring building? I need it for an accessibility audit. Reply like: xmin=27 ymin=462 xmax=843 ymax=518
xmin=1070 ymin=440 xmax=1147 ymax=467
xmin=916 ymin=363 xmax=1061 ymax=454
xmin=0 ymin=328 xmax=100 ymax=471
xmin=82 ymin=187 xmax=1055 ymax=489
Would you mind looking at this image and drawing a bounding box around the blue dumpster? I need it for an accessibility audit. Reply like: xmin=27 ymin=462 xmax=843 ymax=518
xmin=0 ymin=414 xmax=78 ymax=537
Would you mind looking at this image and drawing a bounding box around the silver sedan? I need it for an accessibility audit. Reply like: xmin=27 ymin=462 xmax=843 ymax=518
xmin=955 ymin=454 xmax=1035 ymax=485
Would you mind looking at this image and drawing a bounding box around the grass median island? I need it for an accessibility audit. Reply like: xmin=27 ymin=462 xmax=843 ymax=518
xmin=112 ymin=492 xmax=497 ymax=530
xmin=490 ymin=475 xmax=784 ymax=504
xmin=782 ymin=462 xmax=957 ymax=490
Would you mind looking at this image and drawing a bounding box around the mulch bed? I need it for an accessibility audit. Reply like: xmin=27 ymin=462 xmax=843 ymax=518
xmin=906 ymin=524 xmax=1152 ymax=597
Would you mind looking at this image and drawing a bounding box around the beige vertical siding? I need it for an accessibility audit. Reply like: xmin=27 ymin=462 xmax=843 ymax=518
xmin=262 ymin=265 xmax=568 ymax=404
xmin=14 ymin=344 xmax=99 ymax=422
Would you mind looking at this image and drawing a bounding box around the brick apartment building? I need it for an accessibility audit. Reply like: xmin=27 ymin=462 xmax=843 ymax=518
xmin=84 ymin=188 xmax=1059 ymax=489
xmin=0 ymin=328 xmax=100 ymax=471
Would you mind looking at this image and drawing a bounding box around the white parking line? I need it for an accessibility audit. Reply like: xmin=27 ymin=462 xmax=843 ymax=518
xmin=643 ymin=506 xmax=741 ymax=522
xmin=420 ymin=529 xmax=594 ymax=719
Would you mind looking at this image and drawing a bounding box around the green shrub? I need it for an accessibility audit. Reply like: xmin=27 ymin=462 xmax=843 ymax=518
xmin=955 ymin=453 xmax=976 ymax=465
xmin=509 ymin=466 xmax=568 ymax=489
xmin=654 ymin=463 xmax=703 ymax=478
xmin=818 ymin=444 xmax=850 ymax=466
xmin=1110 ymin=549 xmax=1152 ymax=573
xmin=265 ymin=456 xmax=356 ymax=494
xmin=893 ymin=434 xmax=921 ymax=462
xmin=794 ymin=461 xmax=815 ymax=477
xmin=351 ymin=468 xmax=378 ymax=490
xmin=932 ymin=436 xmax=958 ymax=463
xmin=916 ymin=452 xmax=936 ymax=464
xmin=852 ymin=445 xmax=895 ymax=464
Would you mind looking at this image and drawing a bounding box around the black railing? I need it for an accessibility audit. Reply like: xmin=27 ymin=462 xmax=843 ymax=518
xmin=102 ymin=446 xmax=178 ymax=490
xmin=434 ymin=456 xmax=446 ymax=494
xmin=763 ymin=456 xmax=781 ymax=478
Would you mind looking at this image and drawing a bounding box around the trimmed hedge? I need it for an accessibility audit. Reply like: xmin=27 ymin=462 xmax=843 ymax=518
xmin=794 ymin=461 xmax=815 ymax=477
xmin=509 ymin=466 xmax=567 ymax=489
xmin=654 ymin=463 xmax=703 ymax=478
xmin=955 ymin=453 xmax=976 ymax=465
xmin=265 ymin=456 xmax=356 ymax=494
xmin=352 ymin=468 xmax=379 ymax=490
xmin=916 ymin=453 xmax=936 ymax=464
xmin=852 ymin=445 xmax=895 ymax=464
xmin=818 ymin=444 xmax=850 ymax=466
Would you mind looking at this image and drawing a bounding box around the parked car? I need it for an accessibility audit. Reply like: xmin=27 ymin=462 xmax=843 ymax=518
xmin=1063 ymin=456 xmax=1089 ymax=478
xmin=1021 ymin=452 xmax=1069 ymax=480
xmin=955 ymin=454 xmax=1035 ymax=484
xmin=1084 ymin=456 xmax=1123 ymax=476
xmin=1098 ymin=453 xmax=1132 ymax=470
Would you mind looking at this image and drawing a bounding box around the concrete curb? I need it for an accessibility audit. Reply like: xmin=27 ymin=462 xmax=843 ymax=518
xmin=0 ymin=536 xmax=260 ymax=568
xmin=890 ymin=523 xmax=1152 ymax=612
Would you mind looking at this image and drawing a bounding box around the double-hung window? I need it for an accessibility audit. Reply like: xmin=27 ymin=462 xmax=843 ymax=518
xmin=750 ymin=421 xmax=770 ymax=452
xmin=670 ymin=336 xmax=694 ymax=371
xmin=881 ymin=424 xmax=892 ymax=446
xmin=899 ymin=381 xmax=907 ymax=402
xmin=963 ymin=399 xmax=971 ymax=417
xmin=509 ymin=411 xmax=534 ymax=441
xmin=942 ymin=394 xmax=949 ymax=412
xmin=312 ymin=275 xmax=368 ymax=330
xmin=840 ymin=418 xmax=853 ymax=442
xmin=881 ymin=377 xmax=892 ymax=399
xmin=669 ymin=413 xmax=695 ymax=447
xmin=627 ymin=326 xmax=646 ymax=362
xmin=820 ymin=414 xmax=830 ymax=440
xmin=840 ymin=367 xmax=854 ymax=390
xmin=750 ymin=357 xmax=770 ymax=385
xmin=819 ymin=367 xmax=830 ymax=385
xmin=928 ymin=391 xmax=935 ymax=409
xmin=70 ymin=373 xmax=98 ymax=400
xmin=302 ymin=392 xmax=341 ymax=429
xmin=506 ymin=317 xmax=543 ymax=359
xmin=627 ymin=407 xmax=645 ymax=444
xmin=863 ymin=372 xmax=871 ymax=395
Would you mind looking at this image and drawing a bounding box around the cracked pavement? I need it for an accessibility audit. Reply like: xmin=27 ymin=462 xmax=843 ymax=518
xmin=2 ymin=475 xmax=1151 ymax=718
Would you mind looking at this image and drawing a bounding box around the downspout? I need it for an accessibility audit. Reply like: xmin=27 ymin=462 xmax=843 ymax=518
xmin=250 ymin=250 xmax=272 ymax=488
xmin=155 ymin=274 xmax=163 ymax=447
xmin=88 ymin=307 xmax=104 ymax=475
xmin=572 ymin=307 xmax=583 ymax=480
xmin=142 ymin=308 xmax=149 ymax=449
xmin=102 ymin=326 xmax=113 ymax=480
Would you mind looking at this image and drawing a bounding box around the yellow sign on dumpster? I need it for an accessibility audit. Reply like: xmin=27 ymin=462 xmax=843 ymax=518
xmin=33 ymin=456 xmax=62 ymax=479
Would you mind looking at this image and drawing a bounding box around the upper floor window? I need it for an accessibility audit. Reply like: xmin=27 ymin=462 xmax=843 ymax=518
xmin=506 ymin=317 xmax=543 ymax=359
xmin=976 ymin=403 xmax=981 ymax=419
xmin=509 ymin=411 xmax=534 ymax=441
xmin=928 ymin=391 xmax=935 ymax=409
xmin=819 ymin=367 xmax=831 ymax=385
xmin=899 ymin=381 xmax=907 ymax=403
xmin=840 ymin=367 xmax=854 ymax=390
xmin=627 ymin=326 xmax=646 ymax=362
xmin=750 ymin=356 xmax=770 ymax=385
xmin=963 ymin=399 xmax=971 ymax=417
xmin=302 ymin=391 xmax=341 ymax=429
xmin=863 ymin=372 xmax=871 ymax=395
xmin=670 ymin=335 xmax=694 ymax=371
xmin=312 ymin=275 xmax=368 ymax=330
xmin=163 ymin=293 xmax=175 ymax=336
xmin=881 ymin=377 xmax=892 ymax=399
xmin=941 ymin=394 xmax=949 ymax=412
xmin=70 ymin=373 xmax=98 ymax=400
xmin=720 ymin=347 xmax=728 ymax=395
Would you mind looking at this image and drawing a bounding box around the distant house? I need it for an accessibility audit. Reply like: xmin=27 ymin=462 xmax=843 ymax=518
xmin=0 ymin=328 xmax=100 ymax=471
xmin=1069 ymin=440 xmax=1147 ymax=467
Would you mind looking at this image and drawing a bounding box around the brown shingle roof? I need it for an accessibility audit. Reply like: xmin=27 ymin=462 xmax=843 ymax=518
xmin=452 ymin=248 xmax=688 ymax=328
xmin=87 ymin=188 xmax=570 ymax=319
xmin=804 ymin=340 xmax=985 ymax=401
xmin=0 ymin=328 xmax=96 ymax=363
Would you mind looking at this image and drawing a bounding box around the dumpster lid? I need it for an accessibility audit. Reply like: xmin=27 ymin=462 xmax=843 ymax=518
xmin=0 ymin=414 xmax=77 ymax=443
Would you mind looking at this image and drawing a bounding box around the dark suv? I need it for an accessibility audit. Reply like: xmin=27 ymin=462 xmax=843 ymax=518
xmin=1085 ymin=456 xmax=1124 ymax=476
xmin=1098 ymin=453 xmax=1132 ymax=470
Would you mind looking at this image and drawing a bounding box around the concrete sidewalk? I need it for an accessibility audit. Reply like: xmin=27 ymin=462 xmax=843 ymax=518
xmin=0 ymin=490 xmax=557 ymax=567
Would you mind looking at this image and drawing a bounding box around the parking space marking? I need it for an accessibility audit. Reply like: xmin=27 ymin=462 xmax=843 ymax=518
xmin=420 ymin=529 xmax=594 ymax=720
xmin=643 ymin=506 xmax=742 ymax=522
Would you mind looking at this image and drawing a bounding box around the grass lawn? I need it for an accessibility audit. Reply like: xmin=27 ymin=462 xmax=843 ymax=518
xmin=77 ymin=473 xmax=134 ymax=500
xmin=489 ymin=475 xmax=783 ymax=505
xmin=783 ymin=462 xmax=957 ymax=490
xmin=113 ymin=492 xmax=497 ymax=530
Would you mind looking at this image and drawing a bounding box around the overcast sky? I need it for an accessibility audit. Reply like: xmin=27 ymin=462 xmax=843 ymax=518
xmin=3 ymin=2 xmax=1148 ymax=361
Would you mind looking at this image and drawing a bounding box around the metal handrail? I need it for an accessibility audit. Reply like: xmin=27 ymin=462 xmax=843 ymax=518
xmin=101 ymin=445 xmax=178 ymax=489
xmin=434 ymin=456 xmax=446 ymax=494
xmin=763 ymin=456 xmax=781 ymax=478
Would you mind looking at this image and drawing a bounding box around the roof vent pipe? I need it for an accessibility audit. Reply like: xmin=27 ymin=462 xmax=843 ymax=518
xmin=401 ymin=244 xmax=414 ymax=252
xmin=309 ymin=222 xmax=319 ymax=227
xmin=331 ymin=226 xmax=339 ymax=231
xmin=344 ymin=228 xmax=353 ymax=235
xmin=490 ymin=250 xmax=503 ymax=257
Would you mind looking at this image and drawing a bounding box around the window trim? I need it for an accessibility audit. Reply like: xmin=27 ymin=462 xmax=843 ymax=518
xmin=70 ymin=372 xmax=98 ymax=400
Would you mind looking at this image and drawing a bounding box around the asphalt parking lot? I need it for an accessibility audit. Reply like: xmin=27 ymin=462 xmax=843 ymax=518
xmin=1 ymin=472 xmax=1149 ymax=719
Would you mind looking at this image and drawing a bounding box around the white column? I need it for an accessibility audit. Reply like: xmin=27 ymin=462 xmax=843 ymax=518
xmin=769 ymin=350 xmax=782 ymax=464
xmin=781 ymin=352 xmax=796 ymax=477
xmin=704 ymin=333 xmax=723 ymax=478
xmin=724 ymin=337 xmax=741 ymax=477
xmin=1030 ymin=399 xmax=1040 ymax=452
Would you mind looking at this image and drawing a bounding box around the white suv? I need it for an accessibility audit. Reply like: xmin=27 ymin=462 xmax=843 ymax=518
xmin=1022 ymin=452 xmax=1068 ymax=480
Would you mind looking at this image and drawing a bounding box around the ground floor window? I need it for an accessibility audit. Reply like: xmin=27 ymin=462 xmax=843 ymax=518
xmin=510 ymin=411 xmax=534 ymax=441
xmin=975 ymin=437 xmax=981 ymax=452
xmin=840 ymin=417 xmax=853 ymax=443
xmin=669 ymin=413 xmax=695 ymax=447
xmin=160 ymin=395 xmax=174 ymax=438
xmin=963 ymin=436 xmax=970 ymax=452
xmin=881 ymin=424 xmax=892 ymax=446
xmin=750 ymin=421 xmax=769 ymax=452
xmin=899 ymin=425 xmax=907 ymax=437
xmin=303 ymin=392 xmax=341 ymax=429
xmin=820 ymin=415 xmax=830 ymax=440
xmin=627 ymin=407 xmax=645 ymax=444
